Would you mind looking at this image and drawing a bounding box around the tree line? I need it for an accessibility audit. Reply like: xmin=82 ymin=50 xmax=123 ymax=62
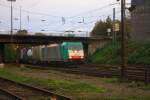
xmin=90 ymin=16 xmax=131 ymax=39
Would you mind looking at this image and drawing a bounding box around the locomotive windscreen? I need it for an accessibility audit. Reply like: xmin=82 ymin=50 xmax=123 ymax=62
xmin=68 ymin=43 xmax=83 ymax=50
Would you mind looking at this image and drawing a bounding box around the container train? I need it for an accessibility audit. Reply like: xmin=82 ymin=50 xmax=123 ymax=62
xmin=20 ymin=42 xmax=85 ymax=64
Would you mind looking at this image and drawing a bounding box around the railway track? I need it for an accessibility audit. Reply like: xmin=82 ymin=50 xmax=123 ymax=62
xmin=24 ymin=63 xmax=150 ymax=82
xmin=0 ymin=88 xmax=23 ymax=100
xmin=0 ymin=77 xmax=73 ymax=100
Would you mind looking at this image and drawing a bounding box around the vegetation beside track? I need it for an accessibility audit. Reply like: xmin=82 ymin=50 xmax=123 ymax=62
xmin=0 ymin=68 xmax=105 ymax=99
xmin=0 ymin=66 xmax=150 ymax=100
xmin=90 ymin=41 xmax=150 ymax=65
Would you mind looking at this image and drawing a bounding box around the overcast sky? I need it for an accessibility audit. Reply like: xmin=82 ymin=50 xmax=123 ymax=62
xmin=0 ymin=0 xmax=131 ymax=36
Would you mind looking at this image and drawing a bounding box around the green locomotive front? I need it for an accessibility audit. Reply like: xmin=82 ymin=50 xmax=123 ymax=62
xmin=61 ymin=42 xmax=84 ymax=61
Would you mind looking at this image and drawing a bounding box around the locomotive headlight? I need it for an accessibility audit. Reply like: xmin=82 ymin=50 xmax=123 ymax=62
xmin=81 ymin=56 xmax=84 ymax=59
xmin=74 ymin=50 xmax=77 ymax=53
xmin=69 ymin=56 xmax=72 ymax=59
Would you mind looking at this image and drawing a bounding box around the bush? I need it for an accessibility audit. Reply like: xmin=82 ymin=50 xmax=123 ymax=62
xmin=90 ymin=41 xmax=150 ymax=65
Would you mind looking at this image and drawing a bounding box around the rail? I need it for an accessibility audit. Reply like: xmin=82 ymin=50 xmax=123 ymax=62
xmin=0 ymin=77 xmax=73 ymax=100
xmin=24 ymin=64 xmax=150 ymax=83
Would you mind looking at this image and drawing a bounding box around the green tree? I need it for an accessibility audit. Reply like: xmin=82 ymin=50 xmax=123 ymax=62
xmin=91 ymin=20 xmax=107 ymax=36
xmin=106 ymin=16 xmax=112 ymax=27
xmin=35 ymin=32 xmax=46 ymax=36
xmin=4 ymin=44 xmax=20 ymax=62
xmin=4 ymin=30 xmax=32 ymax=63
xmin=91 ymin=16 xmax=131 ymax=38
xmin=16 ymin=30 xmax=28 ymax=35
xmin=91 ymin=16 xmax=113 ymax=37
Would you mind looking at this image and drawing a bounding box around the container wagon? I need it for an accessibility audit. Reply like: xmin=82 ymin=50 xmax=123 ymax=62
xmin=20 ymin=42 xmax=84 ymax=64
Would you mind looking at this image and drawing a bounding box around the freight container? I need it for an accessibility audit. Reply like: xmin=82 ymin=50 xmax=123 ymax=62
xmin=21 ymin=48 xmax=32 ymax=61
xmin=42 ymin=44 xmax=62 ymax=61
xmin=41 ymin=46 xmax=46 ymax=61
xmin=20 ymin=48 xmax=24 ymax=59
xmin=27 ymin=48 xmax=32 ymax=57
xmin=32 ymin=46 xmax=43 ymax=61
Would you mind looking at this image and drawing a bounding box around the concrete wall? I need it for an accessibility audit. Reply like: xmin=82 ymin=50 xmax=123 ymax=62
xmin=88 ymin=40 xmax=107 ymax=55
xmin=0 ymin=44 xmax=4 ymax=63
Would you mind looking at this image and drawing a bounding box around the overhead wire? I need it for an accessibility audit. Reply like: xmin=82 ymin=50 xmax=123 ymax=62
xmin=69 ymin=10 xmax=121 ymax=25
xmin=0 ymin=1 xmax=121 ymax=33
xmin=0 ymin=3 xmax=62 ymax=18
xmin=25 ymin=0 xmax=42 ymax=8
xmin=86 ymin=10 xmax=121 ymax=24
xmin=66 ymin=2 xmax=120 ymax=18
xmin=0 ymin=2 xmax=120 ymax=21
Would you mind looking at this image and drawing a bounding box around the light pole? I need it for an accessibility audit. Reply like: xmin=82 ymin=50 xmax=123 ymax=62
xmin=121 ymin=0 xmax=126 ymax=80
xmin=7 ymin=0 xmax=16 ymax=42
xmin=113 ymin=8 xmax=116 ymax=43
xmin=20 ymin=6 xmax=22 ymax=30
xmin=117 ymin=0 xmax=126 ymax=80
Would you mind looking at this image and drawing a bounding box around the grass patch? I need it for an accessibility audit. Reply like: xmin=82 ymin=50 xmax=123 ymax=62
xmin=128 ymin=42 xmax=150 ymax=64
xmin=144 ymin=84 xmax=150 ymax=90
xmin=90 ymin=42 xmax=121 ymax=64
xmin=106 ymin=96 xmax=150 ymax=100
xmin=0 ymin=68 xmax=105 ymax=93
xmin=46 ymin=80 xmax=105 ymax=92
xmin=75 ymin=94 xmax=150 ymax=100
xmin=100 ymin=78 xmax=119 ymax=84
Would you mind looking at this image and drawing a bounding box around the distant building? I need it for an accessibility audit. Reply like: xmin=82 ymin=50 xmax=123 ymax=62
xmin=131 ymin=0 xmax=150 ymax=42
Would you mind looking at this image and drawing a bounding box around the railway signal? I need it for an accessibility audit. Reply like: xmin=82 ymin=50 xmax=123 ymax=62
xmin=107 ymin=28 xmax=111 ymax=37
xmin=113 ymin=22 xmax=120 ymax=32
